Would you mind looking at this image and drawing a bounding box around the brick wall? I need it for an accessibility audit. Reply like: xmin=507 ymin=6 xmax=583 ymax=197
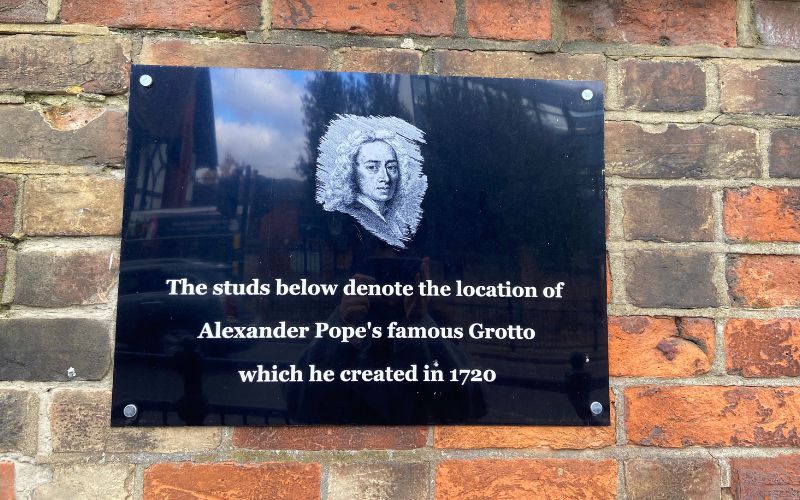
xmin=1 ymin=0 xmax=799 ymax=498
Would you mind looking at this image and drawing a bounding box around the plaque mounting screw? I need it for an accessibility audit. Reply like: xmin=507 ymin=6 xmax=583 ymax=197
xmin=123 ymin=404 xmax=138 ymax=418
xmin=581 ymin=89 xmax=594 ymax=101
xmin=139 ymin=74 xmax=153 ymax=88
xmin=590 ymin=401 xmax=603 ymax=415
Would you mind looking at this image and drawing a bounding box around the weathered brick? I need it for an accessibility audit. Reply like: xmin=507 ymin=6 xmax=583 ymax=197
xmin=273 ymin=0 xmax=455 ymax=36
xmin=623 ymin=186 xmax=713 ymax=242
xmin=625 ymin=251 xmax=719 ymax=308
xmin=62 ymin=0 xmax=259 ymax=31
xmin=0 ymin=318 xmax=111 ymax=381
xmin=727 ymin=255 xmax=800 ymax=308
xmin=50 ymin=390 xmax=109 ymax=453
xmin=731 ymin=455 xmax=800 ymax=499
xmin=338 ymin=49 xmax=421 ymax=74
xmin=609 ymin=316 xmax=714 ymax=377
xmin=606 ymin=122 xmax=758 ymax=179
xmin=563 ymin=0 xmax=736 ymax=47
xmin=626 ymin=386 xmax=800 ymax=447
xmin=50 ymin=390 xmax=220 ymax=453
xmin=755 ymin=0 xmax=800 ymax=49
xmin=145 ymin=462 xmax=320 ymax=500
xmin=0 ymin=390 xmax=37 ymax=454
xmin=466 ymin=0 xmax=551 ymax=41
xmin=624 ymin=458 xmax=720 ymax=500
xmin=435 ymin=391 xmax=615 ymax=449
xmin=23 ymin=177 xmax=123 ymax=236
xmin=433 ymin=51 xmax=606 ymax=80
xmin=328 ymin=463 xmax=427 ymax=500
xmin=14 ymin=249 xmax=118 ymax=307
xmin=726 ymin=318 xmax=800 ymax=377
xmin=618 ymin=59 xmax=706 ymax=111
xmin=233 ymin=426 xmax=426 ymax=450
xmin=0 ymin=0 xmax=46 ymax=22
xmin=770 ymin=129 xmax=800 ymax=178
xmin=0 ymin=35 xmax=129 ymax=94
xmin=140 ymin=38 xmax=328 ymax=69
xmin=434 ymin=424 xmax=614 ymax=450
xmin=720 ymin=63 xmax=800 ymax=115
xmin=32 ymin=464 xmax=133 ymax=500
xmin=0 ymin=177 xmax=15 ymax=236
xmin=0 ymin=462 xmax=12 ymax=500
xmin=724 ymin=186 xmax=800 ymax=242
xmin=436 ymin=459 xmax=617 ymax=499
xmin=0 ymin=107 xmax=126 ymax=167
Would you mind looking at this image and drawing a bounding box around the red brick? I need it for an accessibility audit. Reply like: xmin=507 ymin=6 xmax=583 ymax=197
xmin=436 ymin=459 xmax=617 ymax=499
xmin=144 ymin=462 xmax=320 ymax=500
xmin=233 ymin=426 xmax=426 ymax=450
xmin=726 ymin=318 xmax=800 ymax=377
xmin=466 ymin=0 xmax=552 ymax=41
xmin=563 ymin=0 xmax=736 ymax=47
xmin=724 ymin=187 xmax=800 ymax=242
xmin=624 ymin=458 xmax=719 ymax=500
xmin=721 ymin=63 xmax=800 ymax=115
xmin=0 ymin=178 xmax=15 ymax=237
xmin=626 ymin=386 xmax=800 ymax=447
xmin=338 ymin=49 xmax=421 ymax=74
xmin=0 ymin=462 xmax=12 ymax=500
xmin=433 ymin=51 xmax=605 ymax=80
xmin=609 ymin=316 xmax=714 ymax=377
xmin=731 ymin=455 xmax=800 ymax=499
xmin=0 ymin=35 xmax=129 ymax=95
xmin=618 ymin=59 xmax=706 ymax=111
xmin=770 ymin=129 xmax=800 ymax=178
xmin=61 ymin=0 xmax=260 ymax=32
xmin=435 ymin=392 xmax=615 ymax=449
xmin=0 ymin=0 xmax=46 ymax=22
xmin=140 ymin=38 xmax=328 ymax=70
xmin=606 ymin=122 xmax=758 ymax=179
xmin=273 ymin=0 xmax=456 ymax=36
xmin=727 ymin=255 xmax=800 ymax=308
xmin=755 ymin=0 xmax=800 ymax=49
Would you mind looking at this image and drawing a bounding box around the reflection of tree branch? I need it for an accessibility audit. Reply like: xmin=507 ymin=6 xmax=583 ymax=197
xmin=294 ymin=73 xmax=412 ymax=182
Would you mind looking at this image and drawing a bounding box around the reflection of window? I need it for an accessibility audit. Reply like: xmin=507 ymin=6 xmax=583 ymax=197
xmin=290 ymin=251 xmax=320 ymax=274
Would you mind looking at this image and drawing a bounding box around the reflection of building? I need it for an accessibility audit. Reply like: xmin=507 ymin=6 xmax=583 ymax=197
xmin=124 ymin=68 xmax=227 ymax=261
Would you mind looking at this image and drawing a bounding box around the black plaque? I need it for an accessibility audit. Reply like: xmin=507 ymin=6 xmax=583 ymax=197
xmin=111 ymin=65 xmax=608 ymax=426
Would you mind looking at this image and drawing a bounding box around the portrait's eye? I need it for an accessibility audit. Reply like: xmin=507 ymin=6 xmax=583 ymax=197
xmin=363 ymin=161 xmax=378 ymax=172
xmin=386 ymin=162 xmax=399 ymax=173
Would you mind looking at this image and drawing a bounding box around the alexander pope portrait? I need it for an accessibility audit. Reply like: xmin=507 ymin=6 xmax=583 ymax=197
xmin=315 ymin=115 xmax=428 ymax=248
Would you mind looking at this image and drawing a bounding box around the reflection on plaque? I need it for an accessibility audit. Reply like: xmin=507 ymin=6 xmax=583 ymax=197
xmin=111 ymin=65 xmax=609 ymax=426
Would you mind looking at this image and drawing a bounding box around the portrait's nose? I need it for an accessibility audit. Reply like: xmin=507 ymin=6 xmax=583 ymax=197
xmin=377 ymin=165 xmax=389 ymax=182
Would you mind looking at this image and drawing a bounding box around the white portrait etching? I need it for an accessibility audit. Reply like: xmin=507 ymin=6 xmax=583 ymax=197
xmin=315 ymin=115 xmax=427 ymax=249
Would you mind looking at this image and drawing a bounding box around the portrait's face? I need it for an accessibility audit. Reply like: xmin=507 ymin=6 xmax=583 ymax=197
xmin=355 ymin=140 xmax=399 ymax=203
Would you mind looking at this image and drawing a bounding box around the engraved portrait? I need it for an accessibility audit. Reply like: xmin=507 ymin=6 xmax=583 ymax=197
xmin=315 ymin=115 xmax=427 ymax=248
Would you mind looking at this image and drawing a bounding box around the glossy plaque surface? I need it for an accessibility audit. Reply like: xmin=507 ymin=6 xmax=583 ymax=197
xmin=111 ymin=65 xmax=608 ymax=426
